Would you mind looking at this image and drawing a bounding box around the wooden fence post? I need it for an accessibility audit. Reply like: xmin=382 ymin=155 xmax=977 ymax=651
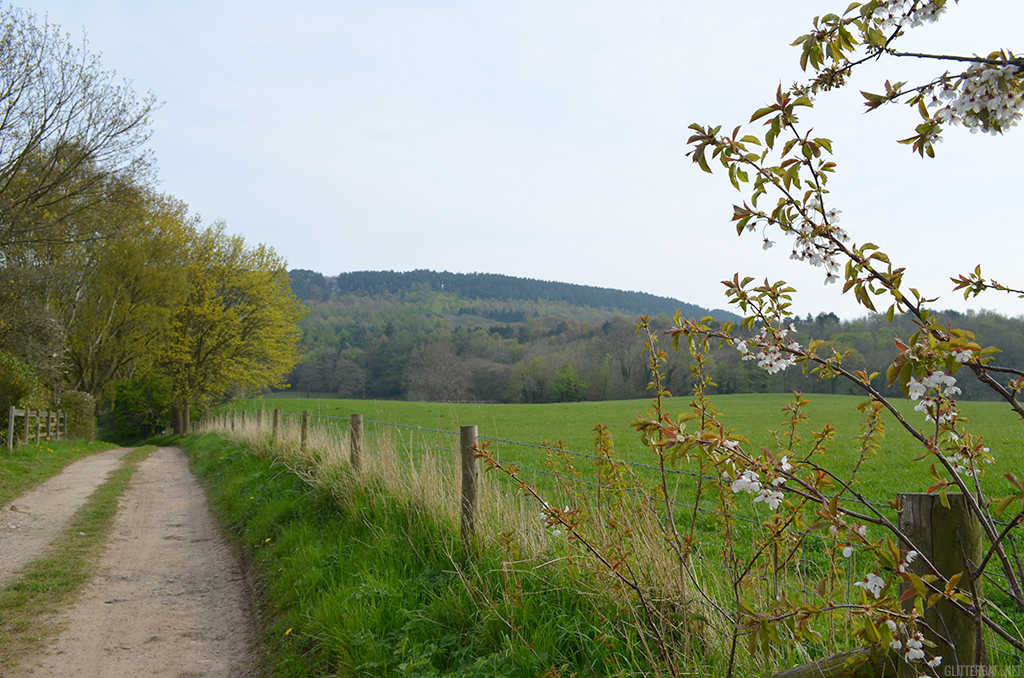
xmin=241 ymin=410 xmax=247 ymax=426
xmin=272 ymin=409 xmax=281 ymax=446
xmin=898 ymin=493 xmax=983 ymax=673
xmin=257 ymin=409 xmax=263 ymax=429
xmin=47 ymin=410 xmax=53 ymax=440
xmin=7 ymin=406 xmax=14 ymax=451
xmin=230 ymin=411 xmax=236 ymax=432
xmin=35 ymin=411 xmax=41 ymax=444
xmin=301 ymin=410 xmax=309 ymax=452
xmin=774 ymin=491 xmax=985 ymax=678
xmin=460 ymin=425 xmax=479 ymax=549
xmin=350 ymin=414 xmax=362 ymax=472
xmin=23 ymin=408 xmax=29 ymax=443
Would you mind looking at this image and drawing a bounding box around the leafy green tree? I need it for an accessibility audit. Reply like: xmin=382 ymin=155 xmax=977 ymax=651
xmin=159 ymin=223 xmax=307 ymax=432
xmin=551 ymin=362 xmax=587 ymax=402
xmin=60 ymin=192 xmax=195 ymax=405
xmin=112 ymin=374 xmax=171 ymax=440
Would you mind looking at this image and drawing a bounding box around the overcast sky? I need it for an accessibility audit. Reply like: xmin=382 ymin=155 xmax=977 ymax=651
xmin=30 ymin=0 xmax=1024 ymax=319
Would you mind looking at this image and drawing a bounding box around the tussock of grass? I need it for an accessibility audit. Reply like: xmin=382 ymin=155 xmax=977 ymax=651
xmin=0 ymin=445 xmax=152 ymax=666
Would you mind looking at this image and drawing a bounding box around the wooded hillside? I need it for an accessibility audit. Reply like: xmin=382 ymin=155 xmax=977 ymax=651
xmin=285 ymin=270 xmax=1024 ymax=404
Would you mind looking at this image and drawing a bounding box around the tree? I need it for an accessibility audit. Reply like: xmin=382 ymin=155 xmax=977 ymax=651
xmin=403 ymin=342 xmax=471 ymax=403
xmin=60 ymin=191 xmax=196 ymax=405
xmin=0 ymin=5 xmax=155 ymax=264
xmin=159 ymin=224 xmax=307 ymax=432
xmin=551 ymin=361 xmax=587 ymax=402
xmin=669 ymin=1 xmax=1024 ymax=672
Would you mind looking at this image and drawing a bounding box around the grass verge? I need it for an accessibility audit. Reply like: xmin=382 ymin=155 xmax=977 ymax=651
xmin=183 ymin=432 xmax=675 ymax=678
xmin=0 ymin=440 xmax=117 ymax=506
xmin=0 ymin=445 xmax=153 ymax=666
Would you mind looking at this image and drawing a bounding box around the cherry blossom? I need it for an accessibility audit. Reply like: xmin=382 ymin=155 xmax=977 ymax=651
xmin=854 ymin=572 xmax=886 ymax=599
xmin=731 ymin=470 xmax=761 ymax=495
xmin=897 ymin=550 xmax=919 ymax=573
xmin=754 ymin=488 xmax=784 ymax=510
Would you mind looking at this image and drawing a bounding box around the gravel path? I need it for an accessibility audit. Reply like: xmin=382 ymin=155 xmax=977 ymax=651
xmin=1 ymin=447 xmax=132 ymax=586
xmin=7 ymin=447 xmax=258 ymax=677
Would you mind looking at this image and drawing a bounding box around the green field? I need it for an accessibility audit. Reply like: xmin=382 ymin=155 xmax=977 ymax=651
xmin=221 ymin=392 xmax=1023 ymax=508
xmin=205 ymin=392 xmax=1024 ymax=674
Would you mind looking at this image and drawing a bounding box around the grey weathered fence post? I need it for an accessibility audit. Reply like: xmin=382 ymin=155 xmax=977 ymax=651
xmin=350 ymin=414 xmax=363 ymax=472
xmin=241 ymin=410 xmax=247 ymax=426
xmin=301 ymin=410 xmax=310 ymax=452
xmin=35 ymin=411 xmax=41 ymax=444
xmin=257 ymin=409 xmax=263 ymax=429
xmin=230 ymin=411 xmax=235 ymax=432
xmin=23 ymin=408 xmax=29 ymax=443
xmin=898 ymin=492 xmax=983 ymax=673
xmin=7 ymin=406 xmax=14 ymax=451
xmin=272 ymin=409 xmax=281 ymax=446
xmin=460 ymin=425 xmax=479 ymax=549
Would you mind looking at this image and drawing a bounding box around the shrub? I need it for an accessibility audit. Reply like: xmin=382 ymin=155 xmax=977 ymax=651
xmin=0 ymin=350 xmax=50 ymax=445
xmin=60 ymin=390 xmax=97 ymax=441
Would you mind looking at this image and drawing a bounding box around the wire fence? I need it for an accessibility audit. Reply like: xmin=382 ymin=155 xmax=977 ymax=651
xmin=203 ymin=406 xmax=1024 ymax=665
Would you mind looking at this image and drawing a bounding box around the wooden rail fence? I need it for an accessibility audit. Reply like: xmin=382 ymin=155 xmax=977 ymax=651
xmin=6 ymin=406 xmax=67 ymax=450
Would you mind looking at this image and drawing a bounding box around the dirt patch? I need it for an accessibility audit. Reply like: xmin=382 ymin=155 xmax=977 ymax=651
xmin=1 ymin=447 xmax=132 ymax=586
xmin=10 ymin=447 xmax=257 ymax=677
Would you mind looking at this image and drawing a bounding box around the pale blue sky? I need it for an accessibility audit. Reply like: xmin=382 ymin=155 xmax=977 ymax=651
xmin=30 ymin=0 xmax=1024 ymax=319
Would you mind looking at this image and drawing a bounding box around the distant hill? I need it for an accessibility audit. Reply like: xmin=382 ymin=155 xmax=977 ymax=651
xmin=289 ymin=269 xmax=739 ymax=322
xmin=283 ymin=268 xmax=1024 ymax=404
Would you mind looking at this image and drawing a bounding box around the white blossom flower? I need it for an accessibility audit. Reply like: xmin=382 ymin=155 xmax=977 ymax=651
xmin=927 ymin=656 xmax=943 ymax=668
xmin=955 ymin=350 xmax=973 ymax=363
xmin=551 ymin=528 xmax=562 ymax=538
xmin=854 ymin=572 xmax=885 ymax=599
xmin=898 ymin=550 xmax=919 ymax=573
xmin=908 ymin=377 xmax=926 ymax=401
xmin=855 ymin=524 xmax=867 ymax=538
xmin=731 ymin=470 xmax=761 ymax=495
xmin=842 ymin=545 xmax=853 ymax=558
xmin=905 ymin=632 xmax=926 ymax=661
xmin=755 ymin=488 xmax=784 ymax=510
xmin=763 ymin=238 xmax=774 ymax=250
xmin=889 ymin=639 xmax=902 ymax=651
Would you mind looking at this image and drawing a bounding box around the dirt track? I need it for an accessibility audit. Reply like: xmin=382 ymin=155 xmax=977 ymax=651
xmin=4 ymin=447 xmax=257 ymax=677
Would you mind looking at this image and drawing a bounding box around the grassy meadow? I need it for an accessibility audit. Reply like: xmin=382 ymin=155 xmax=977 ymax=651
xmin=199 ymin=392 xmax=1024 ymax=675
xmin=220 ymin=392 xmax=1024 ymax=508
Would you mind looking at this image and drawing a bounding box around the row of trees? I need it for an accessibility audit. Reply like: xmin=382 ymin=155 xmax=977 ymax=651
xmin=0 ymin=6 xmax=305 ymax=437
xmin=285 ymin=279 xmax=1024 ymax=404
